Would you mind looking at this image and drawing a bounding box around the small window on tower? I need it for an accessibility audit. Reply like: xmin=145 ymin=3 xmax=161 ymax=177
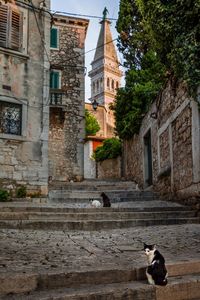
xmin=112 ymin=79 xmax=114 ymax=90
xmin=107 ymin=78 xmax=110 ymax=88
xmin=97 ymin=80 xmax=99 ymax=92
xmin=100 ymin=78 xmax=103 ymax=90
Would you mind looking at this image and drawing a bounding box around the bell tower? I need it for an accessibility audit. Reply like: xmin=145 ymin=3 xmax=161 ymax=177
xmin=88 ymin=7 xmax=122 ymax=137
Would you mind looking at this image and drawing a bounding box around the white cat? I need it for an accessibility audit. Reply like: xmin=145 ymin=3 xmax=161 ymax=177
xmin=90 ymin=199 xmax=101 ymax=208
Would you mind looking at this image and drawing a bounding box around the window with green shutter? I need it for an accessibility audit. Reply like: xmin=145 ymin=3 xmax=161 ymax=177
xmin=50 ymin=27 xmax=58 ymax=49
xmin=50 ymin=71 xmax=60 ymax=89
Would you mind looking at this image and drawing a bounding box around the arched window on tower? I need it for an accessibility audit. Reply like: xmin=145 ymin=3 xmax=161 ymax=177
xmin=116 ymin=81 xmax=119 ymax=89
xmin=93 ymin=82 xmax=95 ymax=94
xmin=100 ymin=78 xmax=103 ymax=90
xmin=97 ymin=80 xmax=99 ymax=92
xmin=107 ymin=78 xmax=110 ymax=89
xmin=112 ymin=79 xmax=114 ymax=90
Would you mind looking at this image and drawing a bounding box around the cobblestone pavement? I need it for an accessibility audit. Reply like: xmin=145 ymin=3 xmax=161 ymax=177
xmin=0 ymin=224 xmax=200 ymax=275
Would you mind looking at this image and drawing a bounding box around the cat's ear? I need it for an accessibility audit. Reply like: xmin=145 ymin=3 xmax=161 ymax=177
xmin=153 ymin=244 xmax=157 ymax=250
xmin=143 ymin=243 xmax=147 ymax=248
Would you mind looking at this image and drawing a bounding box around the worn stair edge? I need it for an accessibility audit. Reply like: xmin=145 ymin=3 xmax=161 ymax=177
xmin=0 ymin=261 xmax=200 ymax=296
xmin=3 ymin=274 xmax=200 ymax=300
xmin=0 ymin=217 xmax=199 ymax=231
xmin=0 ymin=206 xmax=193 ymax=213
xmin=0 ymin=211 xmax=196 ymax=221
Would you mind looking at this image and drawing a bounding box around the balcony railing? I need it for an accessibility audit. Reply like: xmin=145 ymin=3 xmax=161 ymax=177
xmin=50 ymin=89 xmax=64 ymax=106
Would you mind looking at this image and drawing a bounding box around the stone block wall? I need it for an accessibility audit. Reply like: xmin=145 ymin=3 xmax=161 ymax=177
xmin=123 ymin=79 xmax=200 ymax=202
xmin=49 ymin=16 xmax=89 ymax=182
xmin=97 ymin=157 xmax=121 ymax=179
xmin=0 ymin=0 xmax=50 ymax=195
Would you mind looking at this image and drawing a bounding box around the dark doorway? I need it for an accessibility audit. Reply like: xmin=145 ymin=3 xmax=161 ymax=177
xmin=144 ymin=130 xmax=153 ymax=186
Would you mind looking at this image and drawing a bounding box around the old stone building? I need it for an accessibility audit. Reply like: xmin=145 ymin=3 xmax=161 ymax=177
xmin=123 ymin=79 xmax=200 ymax=202
xmin=84 ymin=10 xmax=122 ymax=179
xmin=0 ymin=0 xmax=50 ymax=195
xmin=49 ymin=15 xmax=89 ymax=182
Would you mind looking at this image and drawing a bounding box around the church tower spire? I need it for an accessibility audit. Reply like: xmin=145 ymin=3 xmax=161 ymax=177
xmin=88 ymin=8 xmax=122 ymax=137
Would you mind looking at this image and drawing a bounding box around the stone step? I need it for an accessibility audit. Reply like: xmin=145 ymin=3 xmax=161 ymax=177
xmin=0 ymin=205 xmax=193 ymax=213
xmin=49 ymin=180 xmax=137 ymax=191
xmin=4 ymin=275 xmax=200 ymax=300
xmin=49 ymin=197 xmax=158 ymax=203
xmin=0 ymin=217 xmax=199 ymax=230
xmin=49 ymin=190 xmax=157 ymax=200
xmin=1 ymin=261 xmax=200 ymax=298
xmin=0 ymin=210 xmax=196 ymax=221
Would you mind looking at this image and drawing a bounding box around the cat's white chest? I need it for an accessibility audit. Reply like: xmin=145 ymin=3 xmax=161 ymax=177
xmin=147 ymin=252 xmax=155 ymax=265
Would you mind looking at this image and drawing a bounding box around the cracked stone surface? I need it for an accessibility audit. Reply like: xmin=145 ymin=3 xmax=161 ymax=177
xmin=0 ymin=224 xmax=199 ymax=275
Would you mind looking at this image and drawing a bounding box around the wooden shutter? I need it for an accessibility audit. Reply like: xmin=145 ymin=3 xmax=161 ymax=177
xmin=50 ymin=28 xmax=58 ymax=48
xmin=0 ymin=5 xmax=9 ymax=48
xmin=10 ymin=9 xmax=22 ymax=51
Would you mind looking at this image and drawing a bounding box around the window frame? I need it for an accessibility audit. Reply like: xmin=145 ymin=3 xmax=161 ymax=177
xmin=0 ymin=97 xmax=27 ymax=140
xmin=50 ymin=69 xmax=62 ymax=89
xmin=0 ymin=4 xmax=23 ymax=52
xmin=50 ymin=26 xmax=59 ymax=50
xmin=0 ymin=4 xmax=28 ymax=55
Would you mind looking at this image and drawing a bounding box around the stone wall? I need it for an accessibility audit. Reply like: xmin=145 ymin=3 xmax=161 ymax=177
xmin=49 ymin=16 xmax=89 ymax=182
xmin=97 ymin=157 xmax=121 ymax=179
xmin=0 ymin=0 xmax=50 ymax=195
xmin=123 ymin=80 xmax=200 ymax=203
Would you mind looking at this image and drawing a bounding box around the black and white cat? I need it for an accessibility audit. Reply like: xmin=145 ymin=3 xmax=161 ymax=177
xmin=144 ymin=243 xmax=168 ymax=286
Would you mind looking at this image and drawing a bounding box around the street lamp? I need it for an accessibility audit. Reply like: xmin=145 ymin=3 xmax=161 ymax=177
xmin=92 ymin=99 xmax=99 ymax=111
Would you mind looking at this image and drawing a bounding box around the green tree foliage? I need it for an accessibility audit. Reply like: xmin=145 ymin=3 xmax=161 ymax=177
xmin=93 ymin=138 xmax=122 ymax=162
xmin=85 ymin=109 xmax=100 ymax=136
xmin=115 ymin=51 xmax=166 ymax=139
xmin=114 ymin=0 xmax=200 ymax=139
xmin=135 ymin=0 xmax=200 ymax=94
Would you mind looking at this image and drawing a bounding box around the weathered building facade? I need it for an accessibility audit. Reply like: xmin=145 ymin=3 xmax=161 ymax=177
xmin=123 ymin=80 xmax=200 ymax=203
xmin=0 ymin=0 xmax=50 ymax=195
xmin=49 ymin=15 xmax=89 ymax=182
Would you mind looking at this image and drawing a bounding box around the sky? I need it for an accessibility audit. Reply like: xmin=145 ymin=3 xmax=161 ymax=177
xmin=51 ymin=0 xmax=123 ymax=101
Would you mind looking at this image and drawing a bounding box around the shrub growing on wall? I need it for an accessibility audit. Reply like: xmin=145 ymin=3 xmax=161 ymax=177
xmin=0 ymin=189 xmax=9 ymax=202
xmin=85 ymin=109 xmax=100 ymax=136
xmin=16 ymin=186 xmax=27 ymax=198
xmin=93 ymin=138 xmax=122 ymax=162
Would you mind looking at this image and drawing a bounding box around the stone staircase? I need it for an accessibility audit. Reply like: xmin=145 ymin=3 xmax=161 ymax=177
xmin=1 ymin=259 xmax=200 ymax=299
xmin=0 ymin=180 xmax=200 ymax=299
xmin=0 ymin=204 xmax=198 ymax=230
xmin=0 ymin=180 xmax=198 ymax=230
